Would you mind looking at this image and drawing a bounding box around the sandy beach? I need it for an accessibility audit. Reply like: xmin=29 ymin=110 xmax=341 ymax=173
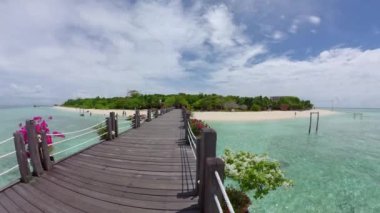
xmin=55 ymin=106 xmax=336 ymax=121
xmin=193 ymin=109 xmax=337 ymax=121
xmin=54 ymin=106 xmax=147 ymax=117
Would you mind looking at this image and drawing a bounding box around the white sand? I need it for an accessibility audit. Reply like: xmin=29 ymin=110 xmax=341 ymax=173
xmin=193 ymin=109 xmax=337 ymax=121
xmin=55 ymin=106 xmax=337 ymax=122
xmin=54 ymin=106 xmax=147 ymax=117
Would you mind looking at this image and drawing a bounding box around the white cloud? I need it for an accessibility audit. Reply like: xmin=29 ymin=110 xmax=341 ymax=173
xmin=271 ymin=31 xmax=286 ymax=40
xmin=289 ymin=15 xmax=321 ymax=34
xmin=308 ymin=15 xmax=321 ymax=25
xmin=209 ymin=48 xmax=380 ymax=107
xmin=0 ymin=0 xmax=378 ymax=108
xmin=204 ymin=4 xmax=247 ymax=48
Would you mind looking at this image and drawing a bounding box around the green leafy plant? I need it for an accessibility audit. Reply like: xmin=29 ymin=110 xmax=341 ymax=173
xmin=96 ymin=124 xmax=108 ymax=140
xmin=222 ymin=149 xmax=292 ymax=210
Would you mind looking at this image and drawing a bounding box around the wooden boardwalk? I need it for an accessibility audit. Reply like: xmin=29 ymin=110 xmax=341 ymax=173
xmin=0 ymin=110 xmax=199 ymax=213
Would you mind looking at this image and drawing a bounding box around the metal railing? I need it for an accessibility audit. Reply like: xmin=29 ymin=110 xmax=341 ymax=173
xmin=183 ymin=108 xmax=235 ymax=213
xmin=214 ymin=171 xmax=235 ymax=213
xmin=0 ymin=137 xmax=19 ymax=178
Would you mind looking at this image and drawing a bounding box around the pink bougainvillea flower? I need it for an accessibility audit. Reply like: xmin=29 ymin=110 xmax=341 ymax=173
xmin=17 ymin=116 xmax=62 ymax=148
xmin=40 ymin=120 xmax=48 ymax=131
xmin=46 ymin=135 xmax=53 ymax=145
xmin=33 ymin=116 xmax=42 ymax=122
xmin=35 ymin=124 xmax=41 ymax=134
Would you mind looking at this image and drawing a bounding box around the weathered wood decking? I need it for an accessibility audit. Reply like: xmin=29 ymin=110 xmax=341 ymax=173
xmin=0 ymin=109 xmax=199 ymax=212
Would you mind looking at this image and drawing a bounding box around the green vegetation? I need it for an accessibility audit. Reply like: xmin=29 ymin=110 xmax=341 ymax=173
xmin=62 ymin=93 xmax=313 ymax=111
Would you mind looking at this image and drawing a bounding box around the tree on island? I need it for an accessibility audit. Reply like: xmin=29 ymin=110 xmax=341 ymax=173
xmin=63 ymin=93 xmax=313 ymax=111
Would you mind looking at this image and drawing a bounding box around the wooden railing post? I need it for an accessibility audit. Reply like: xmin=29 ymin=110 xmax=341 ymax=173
xmin=13 ymin=132 xmax=31 ymax=183
xmin=184 ymin=112 xmax=191 ymax=144
xmin=198 ymin=128 xmax=217 ymax=211
xmin=110 ymin=112 xmax=116 ymax=139
xmin=136 ymin=109 xmax=141 ymax=128
xmin=195 ymin=138 xmax=201 ymax=195
xmin=204 ymin=157 xmax=225 ymax=213
xmin=106 ymin=117 xmax=112 ymax=140
xmin=114 ymin=115 xmax=119 ymax=138
xmin=147 ymin=109 xmax=152 ymax=122
xmin=25 ymin=120 xmax=44 ymax=176
xmin=40 ymin=131 xmax=53 ymax=171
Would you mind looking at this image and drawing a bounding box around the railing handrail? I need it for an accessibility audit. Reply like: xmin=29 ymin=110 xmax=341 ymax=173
xmin=47 ymin=120 xmax=105 ymax=136
xmin=215 ymin=170 xmax=235 ymax=213
xmin=0 ymin=165 xmax=19 ymax=177
xmin=51 ymin=132 xmax=107 ymax=156
xmin=0 ymin=151 xmax=16 ymax=159
xmin=0 ymin=137 xmax=14 ymax=145
xmin=52 ymin=125 xmax=104 ymax=146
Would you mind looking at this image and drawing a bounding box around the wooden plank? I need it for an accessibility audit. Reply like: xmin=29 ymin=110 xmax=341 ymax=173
xmin=3 ymin=188 xmax=42 ymax=213
xmin=0 ymin=193 xmax=24 ymax=212
xmin=13 ymin=184 xmax=81 ymax=213
xmin=40 ymin=175 xmax=197 ymax=211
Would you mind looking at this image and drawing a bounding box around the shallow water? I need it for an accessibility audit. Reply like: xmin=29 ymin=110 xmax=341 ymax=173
xmin=211 ymin=109 xmax=380 ymax=212
xmin=0 ymin=107 xmax=130 ymax=189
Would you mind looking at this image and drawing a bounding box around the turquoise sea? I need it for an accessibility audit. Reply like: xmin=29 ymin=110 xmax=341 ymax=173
xmin=0 ymin=107 xmax=379 ymax=212
xmin=0 ymin=107 xmax=131 ymax=190
xmin=212 ymin=108 xmax=380 ymax=212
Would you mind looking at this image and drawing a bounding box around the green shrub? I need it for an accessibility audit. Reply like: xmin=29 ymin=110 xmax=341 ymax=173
xmin=223 ymin=149 xmax=293 ymax=199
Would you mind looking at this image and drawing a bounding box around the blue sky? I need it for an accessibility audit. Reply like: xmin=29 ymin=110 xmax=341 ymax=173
xmin=0 ymin=0 xmax=380 ymax=107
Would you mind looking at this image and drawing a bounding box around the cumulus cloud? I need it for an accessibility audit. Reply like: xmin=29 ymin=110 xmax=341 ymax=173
xmin=209 ymin=48 xmax=380 ymax=107
xmin=0 ymin=0 xmax=378 ymax=107
xmin=289 ymin=15 xmax=321 ymax=34
xmin=308 ymin=15 xmax=321 ymax=25
xmin=271 ymin=31 xmax=286 ymax=41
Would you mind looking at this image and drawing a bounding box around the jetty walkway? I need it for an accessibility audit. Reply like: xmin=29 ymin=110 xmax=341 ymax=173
xmin=0 ymin=109 xmax=234 ymax=213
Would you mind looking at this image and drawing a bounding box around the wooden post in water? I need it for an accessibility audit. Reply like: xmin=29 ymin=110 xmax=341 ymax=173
xmin=40 ymin=131 xmax=53 ymax=171
xmin=13 ymin=132 xmax=31 ymax=183
xmin=198 ymin=128 xmax=217 ymax=210
xmin=204 ymin=158 xmax=225 ymax=213
xmin=316 ymin=112 xmax=320 ymax=133
xmin=309 ymin=112 xmax=320 ymax=134
xmin=308 ymin=112 xmax=312 ymax=135
xmin=106 ymin=117 xmax=112 ymax=140
xmin=25 ymin=120 xmax=44 ymax=176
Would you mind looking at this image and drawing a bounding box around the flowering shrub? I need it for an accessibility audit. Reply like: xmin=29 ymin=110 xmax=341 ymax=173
xmin=189 ymin=118 xmax=209 ymax=136
xmin=223 ymin=149 xmax=293 ymax=200
xmin=18 ymin=116 xmax=64 ymax=149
